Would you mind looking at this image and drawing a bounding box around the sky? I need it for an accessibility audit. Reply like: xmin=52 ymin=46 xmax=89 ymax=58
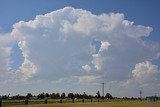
xmin=0 ymin=0 xmax=160 ymax=98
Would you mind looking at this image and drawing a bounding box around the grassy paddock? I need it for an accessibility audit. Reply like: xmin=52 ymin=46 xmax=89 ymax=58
xmin=2 ymin=100 xmax=160 ymax=107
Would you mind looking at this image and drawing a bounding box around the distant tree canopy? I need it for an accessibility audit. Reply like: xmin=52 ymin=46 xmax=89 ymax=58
xmin=96 ymin=91 xmax=101 ymax=99
xmin=26 ymin=93 xmax=32 ymax=99
xmin=6 ymin=91 xmax=160 ymax=101
xmin=61 ymin=93 xmax=66 ymax=99
xmin=55 ymin=93 xmax=60 ymax=99
xmin=37 ymin=92 xmax=45 ymax=99
xmin=45 ymin=93 xmax=50 ymax=97
xmin=50 ymin=93 xmax=56 ymax=99
xmin=68 ymin=93 xmax=74 ymax=99
xmin=105 ymin=93 xmax=113 ymax=99
xmin=1 ymin=92 xmax=113 ymax=100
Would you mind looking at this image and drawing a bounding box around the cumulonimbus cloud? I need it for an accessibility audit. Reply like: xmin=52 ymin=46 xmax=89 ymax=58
xmin=0 ymin=7 xmax=159 ymax=96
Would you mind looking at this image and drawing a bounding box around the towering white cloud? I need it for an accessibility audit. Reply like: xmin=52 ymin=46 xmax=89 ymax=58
xmin=132 ymin=61 xmax=159 ymax=85
xmin=123 ymin=61 xmax=160 ymax=97
xmin=0 ymin=7 xmax=159 ymax=96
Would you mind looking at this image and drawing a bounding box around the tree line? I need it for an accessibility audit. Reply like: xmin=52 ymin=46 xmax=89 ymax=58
xmin=0 ymin=91 xmax=113 ymax=100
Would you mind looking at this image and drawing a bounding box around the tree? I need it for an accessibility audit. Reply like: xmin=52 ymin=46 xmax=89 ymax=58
xmin=83 ymin=92 xmax=88 ymax=99
xmin=45 ymin=93 xmax=50 ymax=97
xmin=2 ymin=95 xmax=8 ymax=99
xmin=50 ymin=93 xmax=56 ymax=99
xmin=96 ymin=91 xmax=101 ymax=99
xmin=74 ymin=93 xmax=80 ymax=99
xmin=12 ymin=94 xmax=26 ymax=100
xmin=37 ymin=92 xmax=45 ymax=99
xmin=26 ymin=93 xmax=32 ymax=99
xmin=55 ymin=93 xmax=60 ymax=99
xmin=68 ymin=93 xmax=74 ymax=99
xmin=61 ymin=93 xmax=66 ymax=99
xmin=105 ymin=93 xmax=112 ymax=99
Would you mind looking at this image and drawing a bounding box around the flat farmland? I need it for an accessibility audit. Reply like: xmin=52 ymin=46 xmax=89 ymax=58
xmin=2 ymin=100 xmax=160 ymax=107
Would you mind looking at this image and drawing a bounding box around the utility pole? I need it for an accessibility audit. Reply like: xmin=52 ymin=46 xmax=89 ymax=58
xmin=139 ymin=90 xmax=142 ymax=100
xmin=101 ymin=82 xmax=105 ymax=101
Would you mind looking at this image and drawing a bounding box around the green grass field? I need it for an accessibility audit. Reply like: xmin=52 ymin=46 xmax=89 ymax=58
xmin=3 ymin=100 xmax=160 ymax=107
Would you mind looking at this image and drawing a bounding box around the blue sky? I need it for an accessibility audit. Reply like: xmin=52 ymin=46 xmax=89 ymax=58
xmin=0 ymin=0 xmax=160 ymax=97
xmin=1 ymin=0 xmax=160 ymax=36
